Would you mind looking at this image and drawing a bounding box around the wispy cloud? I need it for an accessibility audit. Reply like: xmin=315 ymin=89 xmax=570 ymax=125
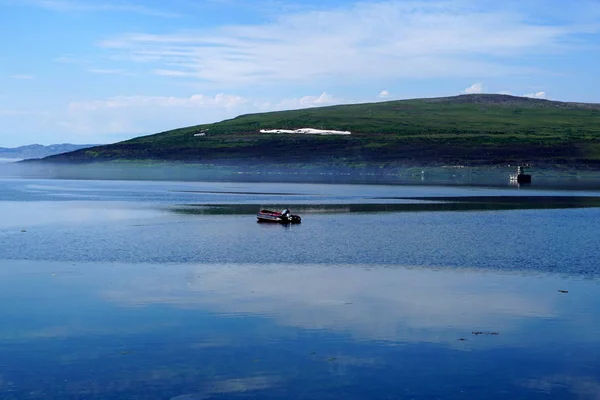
xmin=67 ymin=93 xmax=248 ymax=111
xmin=463 ymin=83 xmax=484 ymax=94
xmin=524 ymin=91 xmax=547 ymax=99
xmin=20 ymin=0 xmax=180 ymax=17
xmin=10 ymin=74 xmax=35 ymax=80
xmin=58 ymin=92 xmax=342 ymax=136
xmin=378 ymin=90 xmax=390 ymax=98
xmin=66 ymin=92 xmax=340 ymax=112
xmin=54 ymin=56 xmax=91 ymax=64
xmin=0 ymin=109 xmax=20 ymax=116
xmin=96 ymin=0 xmax=593 ymax=87
xmin=0 ymin=109 xmax=51 ymax=117
xmin=271 ymin=92 xmax=339 ymax=109
xmin=89 ymin=69 xmax=134 ymax=76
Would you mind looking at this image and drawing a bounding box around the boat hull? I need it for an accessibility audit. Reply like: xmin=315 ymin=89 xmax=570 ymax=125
xmin=257 ymin=210 xmax=301 ymax=224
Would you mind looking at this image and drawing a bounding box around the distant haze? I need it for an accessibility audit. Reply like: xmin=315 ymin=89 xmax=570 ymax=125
xmin=0 ymin=158 xmax=22 ymax=163
xmin=0 ymin=144 xmax=99 ymax=160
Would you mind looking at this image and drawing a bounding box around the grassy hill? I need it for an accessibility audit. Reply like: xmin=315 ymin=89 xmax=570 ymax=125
xmin=42 ymin=94 xmax=600 ymax=168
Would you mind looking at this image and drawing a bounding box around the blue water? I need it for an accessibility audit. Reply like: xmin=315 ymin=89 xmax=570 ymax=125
xmin=1 ymin=178 xmax=600 ymax=399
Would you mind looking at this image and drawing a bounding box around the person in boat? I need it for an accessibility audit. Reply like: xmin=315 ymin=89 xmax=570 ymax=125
xmin=281 ymin=208 xmax=290 ymax=217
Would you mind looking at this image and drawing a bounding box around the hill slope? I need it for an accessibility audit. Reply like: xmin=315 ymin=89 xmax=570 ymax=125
xmin=43 ymin=94 xmax=600 ymax=167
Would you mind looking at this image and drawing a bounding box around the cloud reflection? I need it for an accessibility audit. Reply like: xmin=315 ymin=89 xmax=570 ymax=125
xmin=524 ymin=375 xmax=600 ymax=399
xmin=0 ymin=201 xmax=164 ymax=229
xmin=170 ymin=376 xmax=281 ymax=400
xmin=103 ymin=264 xmax=562 ymax=345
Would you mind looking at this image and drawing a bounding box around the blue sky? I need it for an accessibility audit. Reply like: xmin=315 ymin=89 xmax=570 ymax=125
xmin=1 ymin=0 xmax=599 ymax=146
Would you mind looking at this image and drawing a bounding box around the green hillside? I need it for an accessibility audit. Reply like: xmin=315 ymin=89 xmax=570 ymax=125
xmin=43 ymin=94 xmax=600 ymax=167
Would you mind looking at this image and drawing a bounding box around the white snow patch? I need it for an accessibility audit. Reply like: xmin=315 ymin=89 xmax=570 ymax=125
xmin=260 ymin=128 xmax=351 ymax=135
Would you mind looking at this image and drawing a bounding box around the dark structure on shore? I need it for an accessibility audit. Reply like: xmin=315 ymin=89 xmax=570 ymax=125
xmin=510 ymin=166 xmax=532 ymax=184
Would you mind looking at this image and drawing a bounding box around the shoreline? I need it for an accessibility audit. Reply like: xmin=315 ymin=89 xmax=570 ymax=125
xmin=3 ymin=161 xmax=600 ymax=190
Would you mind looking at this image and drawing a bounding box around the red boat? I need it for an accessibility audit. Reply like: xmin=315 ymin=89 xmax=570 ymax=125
xmin=257 ymin=208 xmax=301 ymax=224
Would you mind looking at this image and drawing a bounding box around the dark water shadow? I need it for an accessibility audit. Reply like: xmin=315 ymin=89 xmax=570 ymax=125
xmin=171 ymin=195 xmax=600 ymax=216
xmin=172 ymin=190 xmax=315 ymax=196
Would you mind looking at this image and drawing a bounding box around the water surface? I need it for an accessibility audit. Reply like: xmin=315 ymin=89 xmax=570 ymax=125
xmin=1 ymin=178 xmax=599 ymax=399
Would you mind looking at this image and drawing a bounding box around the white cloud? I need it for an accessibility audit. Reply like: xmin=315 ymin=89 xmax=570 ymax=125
xmin=96 ymin=1 xmax=586 ymax=87
xmin=10 ymin=74 xmax=35 ymax=80
xmin=57 ymin=92 xmax=343 ymax=137
xmin=378 ymin=90 xmax=390 ymax=98
xmin=463 ymin=82 xmax=484 ymax=94
xmin=498 ymin=90 xmax=512 ymax=95
xmin=523 ymin=91 xmax=547 ymax=99
xmin=271 ymin=92 xmax=339 ymax=110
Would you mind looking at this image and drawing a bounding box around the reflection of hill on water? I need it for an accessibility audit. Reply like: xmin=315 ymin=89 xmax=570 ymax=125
xmin=5 ymin=160 xmax=600 ymax=189
xmin=173 ymin=195 xmax=600 ymax=216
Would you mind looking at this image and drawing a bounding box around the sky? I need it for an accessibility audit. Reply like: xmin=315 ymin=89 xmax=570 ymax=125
xmin=0 ymin=0 xmax=599 ymax=147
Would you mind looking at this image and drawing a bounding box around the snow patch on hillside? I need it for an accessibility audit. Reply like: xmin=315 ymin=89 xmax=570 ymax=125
xmin=260 ymin=128 xmax=351 ymax=135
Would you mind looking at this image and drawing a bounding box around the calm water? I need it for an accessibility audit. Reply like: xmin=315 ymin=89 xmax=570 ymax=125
xmin=1 ymin=178 xmax=600 ymax=399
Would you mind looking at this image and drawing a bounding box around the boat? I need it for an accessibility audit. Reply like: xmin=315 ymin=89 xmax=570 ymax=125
xmin=257 ymin=208 xmax=301 ymax=224
xmin=509 ymin=166 xmax=532 ymax=184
